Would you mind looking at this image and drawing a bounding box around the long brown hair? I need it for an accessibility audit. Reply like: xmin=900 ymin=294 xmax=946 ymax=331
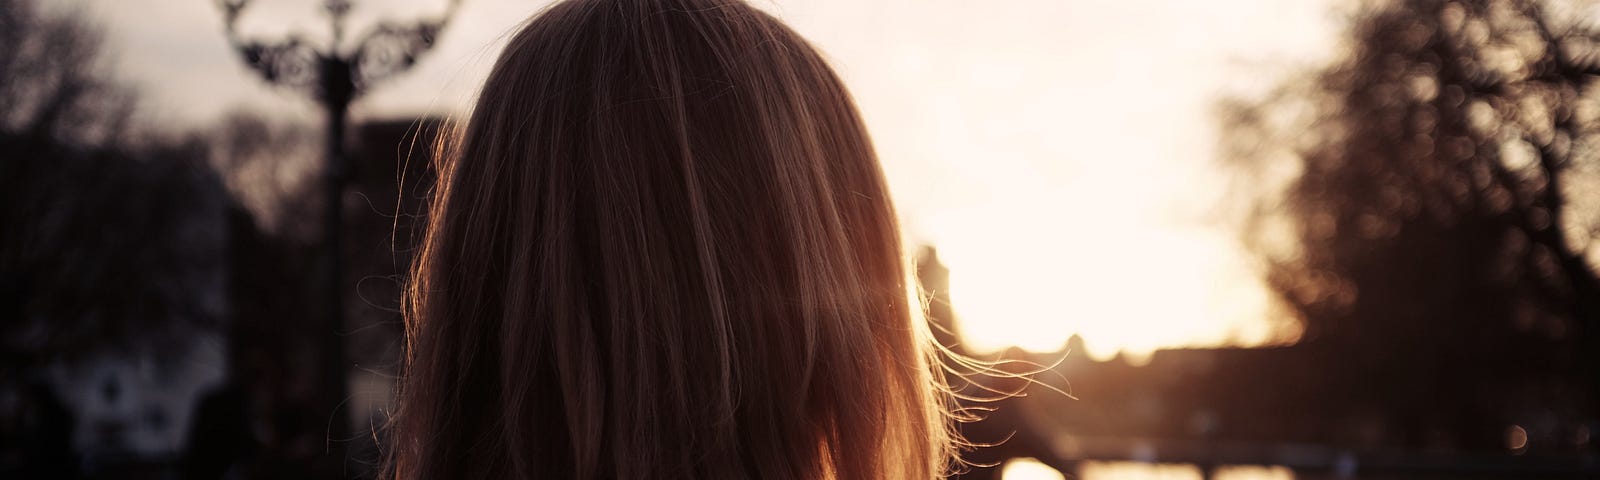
xmin=386 ymin=0 xmax=956 ymax=478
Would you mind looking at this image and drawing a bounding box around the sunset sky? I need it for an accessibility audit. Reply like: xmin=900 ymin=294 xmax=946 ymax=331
xmin=74 ymin=0 xmax=1344 ymax=361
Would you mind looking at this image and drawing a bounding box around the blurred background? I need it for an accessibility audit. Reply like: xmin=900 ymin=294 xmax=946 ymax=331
xmin=2 ymin=0 xmax=1598 ymax=478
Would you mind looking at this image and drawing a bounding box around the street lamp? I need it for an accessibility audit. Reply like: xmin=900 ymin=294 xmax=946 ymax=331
xmin=216 ymin=0 xmax=459 ymax=467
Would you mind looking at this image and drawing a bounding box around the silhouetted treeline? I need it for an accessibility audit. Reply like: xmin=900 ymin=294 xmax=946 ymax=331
xmin=1225 ymin=0 xmax=1600 ymax=453
xmin=1 ymin=1 xmax=241 ymax=478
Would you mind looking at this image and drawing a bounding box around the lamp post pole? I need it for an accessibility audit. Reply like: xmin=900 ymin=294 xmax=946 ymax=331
xmin=319 ymin=55 xmax=353 ymax=452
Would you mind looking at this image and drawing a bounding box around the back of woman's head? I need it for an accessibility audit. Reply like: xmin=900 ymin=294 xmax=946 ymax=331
xmin=388 ymin=0 xmax=955 ymax=478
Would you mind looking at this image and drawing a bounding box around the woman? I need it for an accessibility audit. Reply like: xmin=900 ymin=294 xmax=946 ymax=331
xmin=386 ymin=0 xmax=958 ymax=478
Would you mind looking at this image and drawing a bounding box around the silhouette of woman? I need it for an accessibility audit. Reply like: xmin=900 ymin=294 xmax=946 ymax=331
xmin=385 ymin=0 xmax=958 ymax=478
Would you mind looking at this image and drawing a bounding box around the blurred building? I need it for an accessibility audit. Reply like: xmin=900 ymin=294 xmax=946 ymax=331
xmin=0 ymin=115 xmax=441 ymax=479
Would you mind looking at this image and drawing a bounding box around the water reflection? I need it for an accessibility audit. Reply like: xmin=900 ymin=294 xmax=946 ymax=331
xmin=1001 ymin=459 xmax=1295 ymax=480
xmin=1080 ymin=462 xmax=1201 ymax=480
xmin=1212 ymin=465 xmax=1295 ymax=480
xmin=1000 ymin=459 xmax=1065 ymax=480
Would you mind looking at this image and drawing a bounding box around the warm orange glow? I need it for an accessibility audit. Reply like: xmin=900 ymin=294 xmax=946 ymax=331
xmin=927 ymin=188 xmax=1294 ymax=361
xmin=82 ymin=0 xmax=1335 ymax=361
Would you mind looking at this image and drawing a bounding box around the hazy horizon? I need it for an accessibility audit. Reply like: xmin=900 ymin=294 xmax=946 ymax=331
xmin=74 ymin=0 xmax=1344 ymax=360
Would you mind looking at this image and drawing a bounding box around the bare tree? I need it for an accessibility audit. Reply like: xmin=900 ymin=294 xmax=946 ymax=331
xmin=0 ymin=0 xmax=136 ymax=147
xmin=0 ymin=1 xmax=247 ymax=475
xmin=1225 ymin=0 xmax=1600 ymax=451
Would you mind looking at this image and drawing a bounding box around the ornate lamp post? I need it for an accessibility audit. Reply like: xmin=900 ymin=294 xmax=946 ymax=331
xmin=216 ymin=0 xmax=458 ymax=463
